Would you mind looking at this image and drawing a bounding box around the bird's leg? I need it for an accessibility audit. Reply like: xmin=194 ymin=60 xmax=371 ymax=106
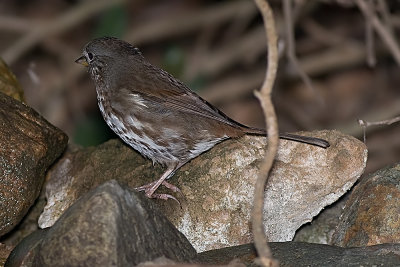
xmin=135 ymin=165 xmax=179 ymax=201
xmin=145 ymin=167 xmax=175 ymax=198
xmin=135 ymin=180 xmax=181 ymax=193
xmin=160 ymin=180 xmax=181 ymax=193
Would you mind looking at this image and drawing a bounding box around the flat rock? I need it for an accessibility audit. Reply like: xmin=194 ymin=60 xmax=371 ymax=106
xmin=332 ymin=163 xmax=400 ymax=247
xmin=294 ymin=196 xmax=347 ymax=244
xmin=39 ymin=130 xmax=367 ymax=252
xmin=197 ymin=242 xmax=400 ymax=267
xmin=161 ymin=130 xmax=367 ymax=251
xmin=9 ymin=180 xmax=196 ymax=266
xmin=0 ymin=92 xmax=68 ymax=237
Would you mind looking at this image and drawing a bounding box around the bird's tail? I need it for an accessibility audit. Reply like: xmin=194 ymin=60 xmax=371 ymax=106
xmin=242 ymin=126 xmax=330 ymax=148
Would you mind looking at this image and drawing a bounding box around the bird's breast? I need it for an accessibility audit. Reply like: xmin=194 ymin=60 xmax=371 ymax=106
xmin=96 ymin=88 xmax=182 ymax=165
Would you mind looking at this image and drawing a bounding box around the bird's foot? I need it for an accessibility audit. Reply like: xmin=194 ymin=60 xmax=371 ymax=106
xmin=135 ymin=180 xmax=181 ymax=203
xmin=135 ymin=180 xmax=181 ymax=193
xmin=160 ymin=180 xmax=181 ymax=193
xmin=135 ymin=181 xmax=156 ymax=192
xmin=146 ymin=192 xmax=180 ymax=204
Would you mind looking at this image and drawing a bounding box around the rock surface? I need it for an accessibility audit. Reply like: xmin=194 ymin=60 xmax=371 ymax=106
xmin=261 ymin=130 xmax=366 ymax=242
xmin=39 ymin=130 xmax=367 ymax=252
xmin=9 ymin=180 xmax=196 ymax=266
xmin=332 ymin=163 xmax=400 ymax=247
xmin=294 ymin=196 xmax=346 ymax=244
xmin=0 ymin=59 xmax=24 ymax=102
xmin=0 ymin=243 xmax=14 ymax=267
xmin=197 ymin=242 xmax=400 ymax=267
xmin=0 ymin=92 xmax=68 ymax=237
xmin=38 ymin=141 xmax=159 ymax=228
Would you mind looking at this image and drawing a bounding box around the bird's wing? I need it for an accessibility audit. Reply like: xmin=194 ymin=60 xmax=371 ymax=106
xmin=138 ymin=85 xmax=246 ymax=129
xmin=111 ymin=64 xmax=246 ymax=129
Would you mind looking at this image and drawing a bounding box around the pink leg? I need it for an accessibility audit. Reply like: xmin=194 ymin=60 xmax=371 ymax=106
xmin=134 ymin=166 xmax=181 ymax=201
xmin=160 ymin=180 xmax=181 ymax=193
xmin=145 ymin=167 xmax=174 ymax=198
xmin=135 ymin=180 xmax=180 ymax=193
xmin=135 ymin=181 xmax=157 ymax=192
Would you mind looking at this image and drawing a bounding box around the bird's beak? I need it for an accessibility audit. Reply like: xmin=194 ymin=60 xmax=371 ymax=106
xmin=75 ymin=55 xmax=88 ymax=67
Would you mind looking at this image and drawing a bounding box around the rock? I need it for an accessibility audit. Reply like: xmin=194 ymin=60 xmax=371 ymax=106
xmin=38 ymin=140 xmax=159 ymax=228
xmin=156 ymin=130 xmax=367 ymax=251
xmin=0 ymin=59 xmax=24 ymax=102
xmin=294 ymin=196 xmax=347 ymax=244
xmin=39 ymin=130 xmax=367 ymax=252
xmin=197 ymin=242 xmax=400 ymax=267
xmin=1 ymin=188 xmax=47 ymax=247
xmin=0 ymin=243 xmax=14 ymax=267
xmin=4 ymin=229 xmax=48 ymax=267
xmin=138 ymin=257 xmax=246 ymax=267
xmin=258 ymin=130 xmax=366 ymax=243
xmin=332 ymin=163 xmax=400 ymax=247
xmin=0 ymin=92 xmax=68 ymax=237
xmin=12 ymin=180 xmax=196 ymax=266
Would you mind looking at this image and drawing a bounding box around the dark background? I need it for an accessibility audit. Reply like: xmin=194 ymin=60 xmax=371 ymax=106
xmin=1 ymin=0 xmax=399 ymax=174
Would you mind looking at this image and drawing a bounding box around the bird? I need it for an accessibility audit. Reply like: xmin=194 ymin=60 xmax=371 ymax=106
xmin=75 ymin=36 xmax=329 ymax=200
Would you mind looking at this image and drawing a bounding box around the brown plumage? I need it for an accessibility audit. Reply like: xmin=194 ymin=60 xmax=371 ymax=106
xmin=76 ymin=37 xmax=329 ymax=200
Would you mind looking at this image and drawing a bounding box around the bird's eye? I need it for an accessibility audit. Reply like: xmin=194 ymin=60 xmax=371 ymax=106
xmin=87 ymin=52 xmax=94 ymax=61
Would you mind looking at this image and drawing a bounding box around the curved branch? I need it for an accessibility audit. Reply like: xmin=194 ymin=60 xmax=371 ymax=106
xmin=251 ymin=0 xmax=279 ymax=266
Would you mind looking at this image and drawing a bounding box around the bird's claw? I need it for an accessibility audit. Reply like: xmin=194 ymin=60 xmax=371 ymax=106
xmin=135 ymin=180 xmax=182 ymax=204
xmin=146 ymin=192 xmax=180 ymax=204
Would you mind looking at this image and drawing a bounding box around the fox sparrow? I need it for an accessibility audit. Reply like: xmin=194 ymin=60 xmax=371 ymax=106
xmin=76 ymin=37 xmax=329 ymax=200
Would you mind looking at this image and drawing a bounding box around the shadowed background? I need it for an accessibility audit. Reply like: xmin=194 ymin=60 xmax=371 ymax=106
xmin=1 ymin=0 xmax=400 ymax=174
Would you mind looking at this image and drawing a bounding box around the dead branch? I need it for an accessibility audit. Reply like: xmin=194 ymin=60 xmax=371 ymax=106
xmin=297 ymin=41 xmax=366 ymax=77
xmin=0 ymin=16 xmax=35 ymax=32
xmin=125 ymin=1 xmax=257 ymax=46
xmin=365 ymin=0 xmax=376 ymax=67
xmin=355 ymin=0 xmax=400 ymax=66
xmin=1 ymin=0 xmax=127 ymax=64
xmin=333 ymin=99 xmax=400 ymax=138
xmin=201 ymin=69 xmax=265 ymax=104
xmin=359 ymin=116 xmax=400 ymax=143
xmin=252 ymin=0 xmax=279 ymax=266
xmin=184 ymin=26 xmax=266 ymax=80
xmin=283 ymin=0 xmax=323 ymax=105
xmin=376 ymin=0 xmax=394 ymax=35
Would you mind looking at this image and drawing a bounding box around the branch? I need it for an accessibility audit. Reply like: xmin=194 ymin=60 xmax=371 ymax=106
xmin=126 ymin=1 xmax=257 ymax=45
xmin=1 ymin=0 xmax=127 ymax=64
xmin=364 ymin=0 xmax=376 ymax=67
xmin=0 ymin=16 xmax=35 ymax=32
xmin=355 ymin=0 xmax=400 ymax=66
xmin=358 ymin=116 xmax=400 ymax=143
xmin=283 ymin=0 xmax=323 ymax=105
xmin=251 ymin=0 xmax=279 ymax=266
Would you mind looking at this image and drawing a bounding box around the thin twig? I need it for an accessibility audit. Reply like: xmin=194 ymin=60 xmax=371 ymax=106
xmin=201 ymin=68 xmax=265 ymax=104
xmin=126 ymin=1 xmax=257 ymax=45
xmin=358 ymin=116 xmax=400 ymax=143
xmin=184 ymin=26 xmax=266 ymax=80
xmin=283 ymin=0 xmax=323 ymax=106
xmin=298 ymin=41 xmax=366 ymax=77
xmin=330 ymin=98 xmax=400 ymax=139
xmin=302 ymin=19 xmax=344 ymax=46
xmin=1 ymin=0 xmax=127 ymax=64
xmin=376 ymin=0 xmax=394 ymax=35
xmin=355 ymin=0 xmax=400 ymax=66
xmin=365 ymin=0 xmax=376 ymax=67
xmin=252 ymin=0 xmax=279 ymax=266
xmin=0 ymin=16 xmax=36 ymax=32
